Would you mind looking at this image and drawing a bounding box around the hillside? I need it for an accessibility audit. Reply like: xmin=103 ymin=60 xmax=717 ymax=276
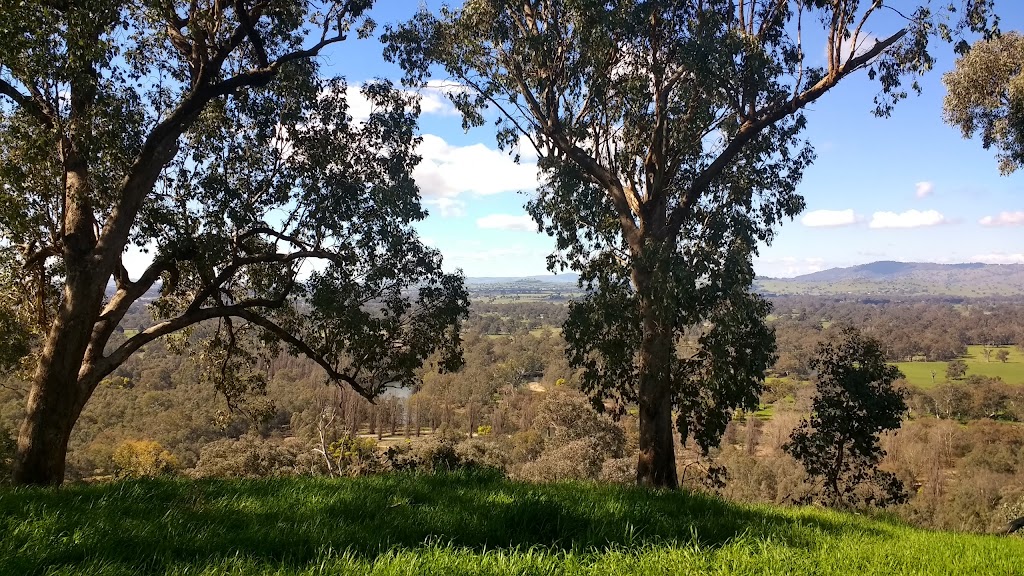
xmin=1 ymin=474 xmax=1021 ymax=575
xmin=756 ymin=261 xmax=1024 ymax=297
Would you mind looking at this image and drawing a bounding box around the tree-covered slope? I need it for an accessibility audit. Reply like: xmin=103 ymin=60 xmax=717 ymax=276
xmin=1 ymin=474 xmax=1020 ymax=575
xmin=756 ymin=262 xmax=1024 ymax=297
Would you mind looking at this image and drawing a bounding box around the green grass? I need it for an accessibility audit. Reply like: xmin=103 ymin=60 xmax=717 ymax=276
xmin=896 ymin=345 xmax=1024 ymax=388
xmin=2 ymin=473 xmax=1022 ymax=575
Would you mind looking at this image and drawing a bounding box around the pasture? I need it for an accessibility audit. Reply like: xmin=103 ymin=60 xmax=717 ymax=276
xmin=896 ymin=345 xmax=1024 ymax=388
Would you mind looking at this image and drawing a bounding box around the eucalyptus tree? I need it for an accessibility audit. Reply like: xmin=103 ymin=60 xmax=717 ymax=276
xmin=386 ymin=0 xmax=997 ymax=487
xmin=0 ymin=0 xmax=468 ymax=486
xmin=943 ymin=31 xmax=1024 ymax=174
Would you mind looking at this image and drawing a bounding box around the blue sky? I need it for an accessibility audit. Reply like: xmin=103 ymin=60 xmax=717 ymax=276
xmin=316 ymin=2 xmax=1024 ymax=279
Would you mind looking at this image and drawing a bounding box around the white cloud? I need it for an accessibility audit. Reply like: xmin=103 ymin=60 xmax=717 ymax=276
xmin=978 ymin=211 xmax=1024 ymax=227
xmin=972 ymin=253 xmax=1024 ymax=264
xmin=344 ymin=81 xmax=464 ymax=122
xmin=344 ymin=85 xmax=374 ymax=122
xmin=801 ymin=209 xmax=859 ymax=228
xmin=476 ymin=214 xmax=537 ymax=232
xmin=914 ymin=181 xmax=934 ymax=199
xmin=414 ymin=134 xmax=538 ymax=202
xmin=424 ymin=197 xmax=466 ymax=218
xmin=756 ymin=256 xmax=827 ymax=278
xmin=869 ymin=209 xmax=949 ymax=229
xmin=827 ymin=33 xmax=879 ymax=62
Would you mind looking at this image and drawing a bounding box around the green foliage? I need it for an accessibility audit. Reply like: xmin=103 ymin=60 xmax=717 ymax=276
xmin=111 ymin=440 xmax=179 ymax=479
xmin=1 ymin=475 xmax=1023 ymax=575
xmin=0 ymin=0 xmax=471 ymax=484
xmin=0 ymin=427 xmax=14 ymax=483
xmin=327 ymin=435 xmax=382 ymax=477
xmin=384 ymin=1 xmax=998 ymax=487
xmin=943 ymin=32 xmax=1024 ymax=174
xmin=0 ymin=305 xmax=32 ymax=375
xmin=785 ymin=327 xmax=908 ymax=508
xmin=947 ymin=359 xmax=969 ymax=381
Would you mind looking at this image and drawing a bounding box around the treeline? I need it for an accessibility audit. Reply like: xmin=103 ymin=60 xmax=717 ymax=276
xmin=772 ymin=296 xmax=1024 ymax=377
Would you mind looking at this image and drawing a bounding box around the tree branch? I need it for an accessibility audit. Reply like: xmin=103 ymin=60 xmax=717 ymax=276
xmin=0 ymin=77 xmax=55 ymax=128
xmin=665 ymin=28 xmax=907 ymax=239
xmin=93 ymin=5 xmax=356 ymax=288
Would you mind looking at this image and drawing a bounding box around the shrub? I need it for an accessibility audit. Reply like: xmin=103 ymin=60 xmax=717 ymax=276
xmin=190 ymin=434 xmax=304 ymax=478
xmin=111 ymin=440 xmax=180 ymax=478
xmin=599 ymin=456 xmax=635 ymax=484
xmin=512 ymin=388 xmax=627 ymax=483
xmin=518 ymin=437 xmax=609 ymax=482
xmin=327 ymin=435 xmax=382 ymax=477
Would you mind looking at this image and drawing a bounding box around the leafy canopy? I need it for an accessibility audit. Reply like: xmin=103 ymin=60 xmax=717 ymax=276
xmin=785 ymin=327 xmax=908 ymax=508
xmin=944 ymin=31 xmax=1024 ymax=174
xmin=0 ymin=0 xmax=468 ymax=408
xmin=385 ymin=0 xmax=997 ymax=452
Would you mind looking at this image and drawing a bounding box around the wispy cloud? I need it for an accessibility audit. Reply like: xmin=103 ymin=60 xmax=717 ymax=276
xmin=978 ymin=211 xmax=1024 ymax=227
xmin=801 ymin=209 xmax=859 ymax=228
xmin=972 ymin=253 xmax=1024 ymax=264
xmin=476 ymin=214 xmax=537 ymax=231
xmin=914 ymin=181 xmax=934 ymax=199
xmin=756 ymin=256 xmax=828 ymax=278
xmin=869 ymin=210 xmax=949 ymax=229
xmin=424 ymin=198 xmax=466 ymax=218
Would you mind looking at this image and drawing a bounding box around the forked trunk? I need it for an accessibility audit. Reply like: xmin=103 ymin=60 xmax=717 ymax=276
xmin=634 ymin=268 xmax=679 ymax=489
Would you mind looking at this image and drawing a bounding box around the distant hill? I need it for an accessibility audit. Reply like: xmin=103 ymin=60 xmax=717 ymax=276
xmin=464 ymin=262 xmax=1024 ymax=298
xmin=756 ymin=261 xmax=1024 ymax=297
xmin=464 ymin=273 xmax=580 ymax=285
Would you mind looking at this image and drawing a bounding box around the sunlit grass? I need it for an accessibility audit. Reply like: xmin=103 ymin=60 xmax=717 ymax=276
xmin=2 ymin=473 xmax=1021 ymax=574
xmin=896 ymin=345 xmax=1024 ymax=388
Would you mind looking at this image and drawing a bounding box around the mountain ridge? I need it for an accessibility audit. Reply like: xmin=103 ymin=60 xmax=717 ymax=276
xmin=756 ymin=261 xmax=1024 ymax=297
xmin=465 ymin=262 xmax=1024 ymax=298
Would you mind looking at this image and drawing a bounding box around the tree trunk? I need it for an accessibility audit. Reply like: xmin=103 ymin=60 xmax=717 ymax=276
xmin=634 ymin=268 xmax=678 ymax=489
xmin=14 ymin=265 xmax=105 ymax=485
xmin=14 ymin=385 xmax=80 ymax=486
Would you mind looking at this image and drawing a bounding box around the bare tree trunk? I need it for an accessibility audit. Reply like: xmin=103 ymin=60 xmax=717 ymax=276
xmin=403 ymin=399 xmax=411 ymax=438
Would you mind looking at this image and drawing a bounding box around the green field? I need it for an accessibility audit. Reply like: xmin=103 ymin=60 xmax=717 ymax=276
xmin=2 ymin=473 xmax=1022 ymax=575
xmin=896 ymin=345 xmax=1024 ymax=388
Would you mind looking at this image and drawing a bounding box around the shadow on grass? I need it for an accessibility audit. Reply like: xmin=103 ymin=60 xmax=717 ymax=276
xmin=0 ymin=472 xmax=885 ymax=574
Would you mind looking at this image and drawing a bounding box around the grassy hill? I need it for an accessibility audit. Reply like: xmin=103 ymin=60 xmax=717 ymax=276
xmin=756 ymin=261 xmax=1024 ymax=297
xmin=2 ymin=473 xmax=1021 ymax=575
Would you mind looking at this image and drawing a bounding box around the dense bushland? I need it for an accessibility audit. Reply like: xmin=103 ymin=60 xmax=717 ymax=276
xmin=2 ymin=297 xmax=1024 ymax=533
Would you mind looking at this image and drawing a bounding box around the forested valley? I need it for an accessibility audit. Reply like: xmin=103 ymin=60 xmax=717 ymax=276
xmin=3 ymin=293 xmax=1023 ymax=534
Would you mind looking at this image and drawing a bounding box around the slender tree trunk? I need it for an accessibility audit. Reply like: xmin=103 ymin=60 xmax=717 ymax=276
xmin=635 ymin=289 xmax=678 ymax=488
